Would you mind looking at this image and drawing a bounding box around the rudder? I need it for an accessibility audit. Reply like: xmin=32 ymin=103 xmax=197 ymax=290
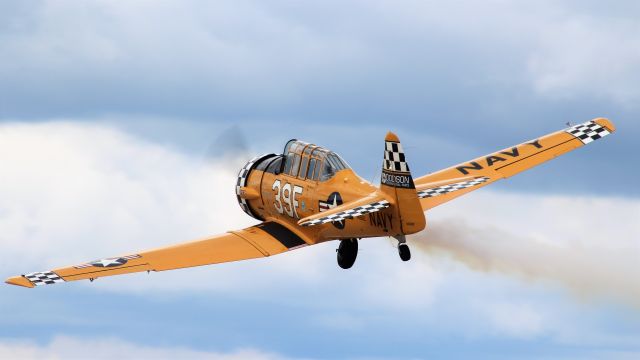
xmin=380 ymin=132 xmax=426 ymax=235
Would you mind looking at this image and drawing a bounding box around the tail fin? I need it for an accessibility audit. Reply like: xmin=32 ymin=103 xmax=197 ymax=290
xmin=380 ymin=132 xmax=426 ymax=235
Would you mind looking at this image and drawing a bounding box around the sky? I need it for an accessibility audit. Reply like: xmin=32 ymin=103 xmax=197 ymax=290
xmin=0 ymin=1 xmax=639 ymax=359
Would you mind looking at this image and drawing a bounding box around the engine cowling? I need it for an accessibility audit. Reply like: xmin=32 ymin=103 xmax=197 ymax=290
xmin=235 ymin=153 xmax=277 ymax=220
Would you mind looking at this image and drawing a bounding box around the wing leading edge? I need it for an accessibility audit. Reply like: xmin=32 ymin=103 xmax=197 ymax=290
xmin=414 ymin=118 xmax=615 ymax=210
xmin=6 ymin=221 xmax=309 ymax=288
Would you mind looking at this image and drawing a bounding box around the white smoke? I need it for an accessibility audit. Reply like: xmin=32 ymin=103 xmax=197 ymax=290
xmin=411 ymin=193 xmax=640 ymax=307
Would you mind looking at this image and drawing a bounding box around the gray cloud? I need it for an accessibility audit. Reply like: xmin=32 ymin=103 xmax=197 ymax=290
xmin=1 ymin=1 xmax=637 ymax=197
xmin=1 ymin=1 xmax=640 ymax=126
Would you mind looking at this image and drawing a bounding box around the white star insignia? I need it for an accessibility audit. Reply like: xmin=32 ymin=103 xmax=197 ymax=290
xmin=328 ymin=195 xmax=344 ymax=225
xmin=329 ymin=196 xmax=339 ymax=209
xmin=93 ymin=258 xmax=123 ymax=267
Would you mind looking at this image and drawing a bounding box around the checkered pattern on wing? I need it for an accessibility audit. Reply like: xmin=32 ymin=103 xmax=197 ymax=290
xmin=565 ymin=121 xmax=610 ymax=144
xmin=24 ymin=271 xmax=64 ymax=286
xmin=418 ymin=177 xmax=490 ymax=198
xmin=301 ymin=200 xmax=390 ymax=226
xmin=383 ymin=141 xmax=409 ymax=173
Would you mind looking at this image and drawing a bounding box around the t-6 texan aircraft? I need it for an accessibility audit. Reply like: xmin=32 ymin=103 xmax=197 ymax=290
xmin=6 ymin=118 xmax=615 ymax=288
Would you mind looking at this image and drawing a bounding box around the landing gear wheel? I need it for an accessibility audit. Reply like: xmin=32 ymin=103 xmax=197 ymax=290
xmin=398 ymin=243 xmax=411 ymax=262
xmin=337 ymin=239 xmax=358 ymax=269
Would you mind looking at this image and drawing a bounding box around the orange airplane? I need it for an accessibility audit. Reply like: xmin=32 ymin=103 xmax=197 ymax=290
xmin=6 ymin=118 xmax=615 ymax=288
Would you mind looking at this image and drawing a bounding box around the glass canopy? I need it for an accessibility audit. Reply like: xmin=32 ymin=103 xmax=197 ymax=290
xmin=281 ymin=139 xmax=350 ymax=181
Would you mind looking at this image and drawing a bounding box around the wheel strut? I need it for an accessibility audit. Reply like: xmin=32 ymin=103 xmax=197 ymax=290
xmin=394 ymin=235 xmax=411 ymax=262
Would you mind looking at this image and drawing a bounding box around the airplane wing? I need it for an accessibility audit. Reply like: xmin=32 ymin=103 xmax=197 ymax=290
xmin=298 ymin=193 xmax=390 ymax=226
xmin=414 ymin=118 xmax=615 ymax=210
xmin=5 ymin=221 xmax=309 ymax=288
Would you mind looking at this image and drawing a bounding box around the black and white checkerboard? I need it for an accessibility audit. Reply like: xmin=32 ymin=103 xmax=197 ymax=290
xmin=565 ymin=121 xmax=611 ymax=144
xmin=418 ymin=177 xmax=490 ymax=199
xmin=383 ymin=141 xmax=409 ymax=173
xmin=24 ymin=271 xmax=65 ymax=286
xmin=236 ymin=154 xmax=274 ymax=219
xmin=301 ymin=200 xmax=390 ymax=226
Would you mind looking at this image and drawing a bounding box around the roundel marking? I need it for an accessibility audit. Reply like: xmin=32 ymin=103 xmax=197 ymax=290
xmin=318 ymin=192 xmax=345 ymax=229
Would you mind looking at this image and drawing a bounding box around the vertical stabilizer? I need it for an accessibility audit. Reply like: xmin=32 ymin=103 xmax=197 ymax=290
xmin=380 ymin=132 xmax=426 ymax=235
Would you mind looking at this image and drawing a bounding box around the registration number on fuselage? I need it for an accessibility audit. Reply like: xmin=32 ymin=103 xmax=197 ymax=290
xmin=272 ymin=179 xmax=303 ymax=219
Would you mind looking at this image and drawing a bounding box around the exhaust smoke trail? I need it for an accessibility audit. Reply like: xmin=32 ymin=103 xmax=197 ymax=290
xmin=410 ymin=219 xmax=640 ymax=308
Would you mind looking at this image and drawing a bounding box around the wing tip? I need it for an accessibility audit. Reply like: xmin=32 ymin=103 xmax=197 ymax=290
xmin=593 ymin=118 xmax=616 ymax=133
xmin=5 ymin=275 xmax=35 ymax=288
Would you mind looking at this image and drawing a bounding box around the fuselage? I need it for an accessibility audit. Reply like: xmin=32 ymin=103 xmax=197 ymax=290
xmin=236 ymin=140 xmax=417 ymax=244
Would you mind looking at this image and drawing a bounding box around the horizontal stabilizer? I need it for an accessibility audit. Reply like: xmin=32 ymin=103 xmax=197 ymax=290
xmin=298 ymin=193 xmax=390 ymax=227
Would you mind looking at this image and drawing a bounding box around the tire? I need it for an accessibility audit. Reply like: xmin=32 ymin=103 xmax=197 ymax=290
xmin=398 ymin=243 xmax=411 ymax=262
xmin=337 ymin=239 xmax=358 ymax=269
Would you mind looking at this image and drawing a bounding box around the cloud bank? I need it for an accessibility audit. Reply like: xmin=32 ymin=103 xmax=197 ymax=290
xmin=0 ymin=336 xmax=285 ymax=360
xmin=3 ymin=121 xmax=637 ymax=308
xmin=1 ymin=121 xmax=638 ymax=356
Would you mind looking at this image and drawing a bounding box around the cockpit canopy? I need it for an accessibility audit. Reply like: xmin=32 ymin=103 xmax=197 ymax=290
xmin=254 ymin=139 xmax=350 ymax=181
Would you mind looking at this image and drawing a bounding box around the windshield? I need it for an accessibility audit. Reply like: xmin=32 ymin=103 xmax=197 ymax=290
xmin=319 ymin=152 xmax=348 ymax=181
